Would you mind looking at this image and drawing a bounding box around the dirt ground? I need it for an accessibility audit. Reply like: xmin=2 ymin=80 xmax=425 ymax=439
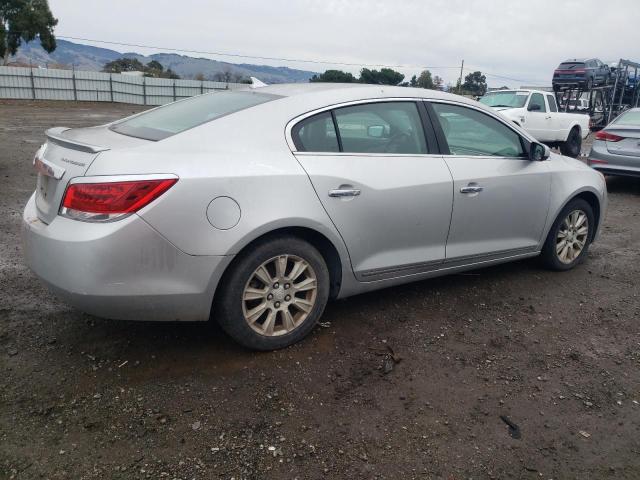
xmin=1 ymin=100 xmax=640 ymax=480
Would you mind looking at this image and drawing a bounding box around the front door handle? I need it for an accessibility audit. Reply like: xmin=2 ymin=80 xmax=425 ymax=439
xmin=328 ymin=188 xmax=361 ymax=198
xmin=460 ymin=185 xmax=484 ymax=194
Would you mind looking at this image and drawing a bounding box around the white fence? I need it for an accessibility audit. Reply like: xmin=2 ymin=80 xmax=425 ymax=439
xmin=0 ymin=66 xmax=248 ymax=105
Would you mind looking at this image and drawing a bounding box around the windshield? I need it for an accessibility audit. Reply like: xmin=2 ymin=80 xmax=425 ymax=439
xmin=110 ymin=91 xmax=280 ymax=141
xmin=613 ymin=110 xmax=640 ymax=126
xmin=479 ymin=91 xmax=528 ymax=108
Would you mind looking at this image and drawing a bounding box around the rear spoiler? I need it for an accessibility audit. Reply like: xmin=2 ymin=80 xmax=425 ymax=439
xmin=46 ymin=127 xmax=110 ymax=154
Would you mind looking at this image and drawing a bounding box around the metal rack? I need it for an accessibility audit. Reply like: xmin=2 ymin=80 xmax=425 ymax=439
xmin=554 ymin=59 xmax=639 ymax=129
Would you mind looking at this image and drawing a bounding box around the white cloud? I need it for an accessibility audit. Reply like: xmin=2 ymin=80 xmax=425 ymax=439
xmin=49 ymin=0 xmax=639 ymax=86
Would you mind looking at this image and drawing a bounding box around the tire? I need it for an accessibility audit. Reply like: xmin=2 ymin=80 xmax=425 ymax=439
xmin=540 ymin=198 xmax=594 ymax=271
xmin=214 ymin=235 xmax=330 ymax=351
xmin=560 ymin=127 xmax=582 ymax=158
xmin=586 ymin=77 xmax=593 ymax=90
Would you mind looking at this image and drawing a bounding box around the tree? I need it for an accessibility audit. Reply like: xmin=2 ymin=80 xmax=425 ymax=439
xmin=1 ymin=0 xmax=58 ymax=65
xmin=146 ymin=60 xmax=163 ymax=72
xmin=194 ymin=72 xmax=205 ymax=81
xmin=103 ymin=58 xmax=179 ymax=78
xmin=416 ymin=70 xmax=434 ymax=89
xmin=103 ymin=58 xmax=145 ymax=73
xmin=462 ymin=71 xmax=487 ymax=96
xmin=309 ymin=69 xmax=356 ymax=83
xmin=433 ymin=75 xmax=444 ymax=91
xmin=409 ymin=75 xmax=418 ymax=87
xmin=163 ymin=68 xmax=179 ymax=79
xmin=359 ymin=68 xmax=404 ymax=86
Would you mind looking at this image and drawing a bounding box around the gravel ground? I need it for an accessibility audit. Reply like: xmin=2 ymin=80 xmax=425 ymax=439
xmin=1 ymin=100 xmax=640 ymax=480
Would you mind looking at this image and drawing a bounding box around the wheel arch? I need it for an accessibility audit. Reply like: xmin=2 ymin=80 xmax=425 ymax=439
xmin=214 ymin=225 xmax=347 ymax=307
xmin=566 ymin=123 xmax=581 ymax=142
xmin=572 ymin=190 xmax=601 ymax=238
xmin=545 ymin=188 xmax=602 ymax=244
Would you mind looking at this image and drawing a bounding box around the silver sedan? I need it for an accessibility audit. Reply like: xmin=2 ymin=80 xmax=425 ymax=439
xmin=588 ymin=108 xmax=640 ymax=176
xmin=22 ymin=84 xmax=607 ymax=350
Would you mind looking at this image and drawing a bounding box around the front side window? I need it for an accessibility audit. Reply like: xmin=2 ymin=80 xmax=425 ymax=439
xmin=546 ymin=95 xmax=558 ymax=112
xmin=110 ymin=91 xmax=279 ymax=141
xmin=334 ymin=102 xmax=427 ymax=154
xmin=529 ymin=93 xmax=547 ymax=112
xmin=291 ymin=112 xmax=339 ymax=152
xmin=431 ymin=103 xmax=526 ymax=158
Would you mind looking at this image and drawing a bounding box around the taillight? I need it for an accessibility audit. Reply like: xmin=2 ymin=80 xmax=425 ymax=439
xmin=60 ymin=178 xmax=177 ymax=222
xmin=594 ymin=131 xmax=624 ymax=142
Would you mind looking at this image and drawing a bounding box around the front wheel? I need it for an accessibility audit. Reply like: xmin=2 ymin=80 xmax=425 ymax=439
xmin=540 ymin=198 xmax=594 ymax=271
xmin=214 ymin=236 xmax=330 ymax=350
xmin=560 ymin=127 xmax=582 ymax=158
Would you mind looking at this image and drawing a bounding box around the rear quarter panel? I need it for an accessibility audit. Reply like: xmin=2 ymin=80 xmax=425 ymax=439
xmin=85 ymin=100 xmax=355 ymax=286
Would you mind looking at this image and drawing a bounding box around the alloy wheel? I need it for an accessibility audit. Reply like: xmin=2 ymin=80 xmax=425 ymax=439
xmin=556 ymin=210 xmax=589 ymax=264
xmin=242 ymin=254 xmax=318 ymax=336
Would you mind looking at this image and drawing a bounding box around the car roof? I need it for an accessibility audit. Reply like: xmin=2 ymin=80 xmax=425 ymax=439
xmin=250 ymin=82 xmax=478 ymax=105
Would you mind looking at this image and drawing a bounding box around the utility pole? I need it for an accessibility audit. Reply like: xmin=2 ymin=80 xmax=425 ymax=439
xmin=458 ymin=59 xmax=464 ymax=94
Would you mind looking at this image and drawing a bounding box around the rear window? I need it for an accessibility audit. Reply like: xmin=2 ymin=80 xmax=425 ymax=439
xmin=110 ymin=91 xmax=279 ymax=141
xmin=558 ymin=62 xmax=585 ymax=70
xmin=479 ymin=91 xmax=528 ymax=108
xmin=613 ymin=110 xmax=640 ymax=126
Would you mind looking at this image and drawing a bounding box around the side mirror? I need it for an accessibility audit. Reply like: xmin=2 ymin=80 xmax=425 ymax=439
xmin=528 ymin=103 xmax=541 ymax=112
xmin=367 ymin=125 xmax=385 ymax=138
xmin=530 ymin=142 xmax=550 ymax=161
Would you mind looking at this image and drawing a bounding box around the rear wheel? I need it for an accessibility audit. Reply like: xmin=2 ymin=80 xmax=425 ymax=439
xmin=586 ymin=77 xmax=594 ymax=90
xmin=540 ymin=198 xmax=594 ymax=271
xmin=560 ymin=127 xmax=582 ymax=158
xmin=214 ymin=236 xmax=330 ymax=350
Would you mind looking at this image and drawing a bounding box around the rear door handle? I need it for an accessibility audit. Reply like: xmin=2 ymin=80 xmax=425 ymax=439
xmin=460 ymin=185 xmax=484 ymax=194
xmin=329 ymin=188 xmax=361 ymax=198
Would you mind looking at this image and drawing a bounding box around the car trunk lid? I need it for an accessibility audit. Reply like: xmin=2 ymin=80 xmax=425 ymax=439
xmin=34 ymin=126 xmax=149 ymax=224
xmin=605 ymin=127 xmax=640 ymax=158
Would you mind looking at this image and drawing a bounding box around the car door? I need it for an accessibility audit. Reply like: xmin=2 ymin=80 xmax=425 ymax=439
xmin=426 ymin=101 xmax=551 ymax=262
xmin=545 ymin=94 xmax=565 ymax=141
xmin=290 ymin=101 xmax=454 ymax=281
xmin=524 ymin=92 xmax=552 ymax=141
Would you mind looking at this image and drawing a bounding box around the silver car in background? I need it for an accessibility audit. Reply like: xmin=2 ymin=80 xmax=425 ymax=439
xmin=22 ymin=84 xmax=607 ymax=350
xmin=588 ymin=108 xmax=640 ymax=176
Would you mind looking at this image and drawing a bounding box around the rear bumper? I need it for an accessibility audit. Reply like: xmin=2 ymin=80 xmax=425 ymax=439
xmin=553 ymin=78 xmax=588 ymax=89
xmin=22 ymin=193 xmax=233 ymax=321
xmin=588 ymin=142 xmax=640 ymax=177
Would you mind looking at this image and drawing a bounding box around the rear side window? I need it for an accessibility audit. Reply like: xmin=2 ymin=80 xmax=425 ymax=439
xmin=110 ymin=91 xmax=279 ymax=141
xmin=529 ymin=93 xmax=547 ymax=112
xmin=334 ymin=102 xmax=427 ymax=154
xmin=546 ymin=95 xmax=558 ymax=112
xmin=291 ymin=112 xmax=339 ymax=152
xmin=431 ymin=103 xmax=525 ymax=158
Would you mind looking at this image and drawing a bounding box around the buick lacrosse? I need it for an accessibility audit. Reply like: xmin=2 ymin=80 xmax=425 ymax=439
xmin=22 ymin=84 xmax=607 ymax=350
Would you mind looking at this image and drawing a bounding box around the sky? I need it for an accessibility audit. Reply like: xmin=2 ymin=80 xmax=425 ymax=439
xmin=48 ymin=0 xmax=639 ymax=87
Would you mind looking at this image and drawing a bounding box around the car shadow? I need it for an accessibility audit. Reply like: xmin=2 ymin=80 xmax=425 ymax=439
xmin=63 ymin=256 xmax=544 ymax=375
xmin=605 ymin=175 xmax=640 ymax=195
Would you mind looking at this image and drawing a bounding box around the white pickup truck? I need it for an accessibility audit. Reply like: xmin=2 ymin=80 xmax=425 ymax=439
xmin=479 ymin=89 xmax=590 ymax=158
